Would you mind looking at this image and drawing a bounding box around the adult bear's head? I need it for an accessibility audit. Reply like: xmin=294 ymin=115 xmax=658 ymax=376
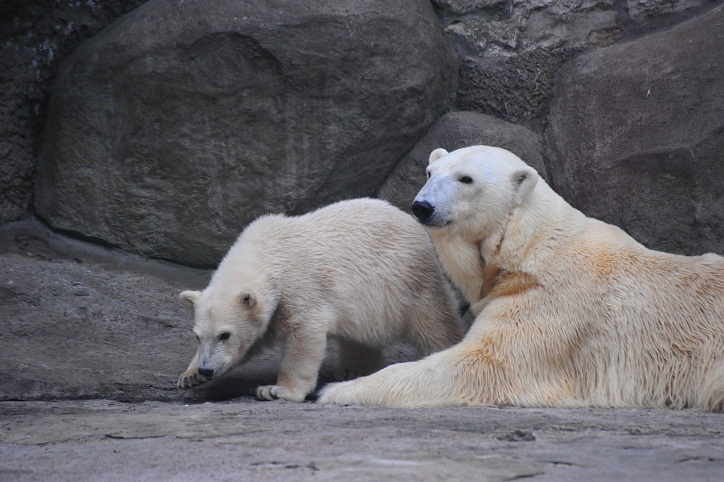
xmin=411 ymin=146 xmax=539 ymax=240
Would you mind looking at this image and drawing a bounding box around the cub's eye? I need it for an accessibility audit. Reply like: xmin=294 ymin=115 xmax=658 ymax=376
xmin=459 ymin=175 xmax=473 ymax=184
xmin=425 ymin=170 xmax=431 ymax=180
xmin=219 ymin=332 xmax=231 ymax=341
xmin=194 ymin=333 xmax=200 ymax=342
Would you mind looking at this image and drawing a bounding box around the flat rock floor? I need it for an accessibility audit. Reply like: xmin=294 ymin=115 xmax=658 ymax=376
xmin=1 ymin=219 xmax=723 ymax=481
xmin=2 ymin=400 xmax=723 ymax=481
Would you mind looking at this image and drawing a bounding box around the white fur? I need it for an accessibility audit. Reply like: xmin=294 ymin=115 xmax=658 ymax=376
xmin=177 ymin=198 xmax=462 ymax=402
xmin=318 ymin=146 xmax=724 ymax=411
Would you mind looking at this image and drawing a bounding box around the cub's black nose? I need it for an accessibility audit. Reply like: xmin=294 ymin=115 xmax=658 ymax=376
xmin=411 ymin=200 xmax=435 ymax=222
xmin=198 ymin=367 xmax=214 ymax=378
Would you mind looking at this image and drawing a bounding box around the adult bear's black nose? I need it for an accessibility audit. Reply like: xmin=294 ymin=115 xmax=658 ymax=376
xmin=198 ymin=367 xmax=214 ymax=378
xmin=411 ymin=200 xmax=435 ymax=223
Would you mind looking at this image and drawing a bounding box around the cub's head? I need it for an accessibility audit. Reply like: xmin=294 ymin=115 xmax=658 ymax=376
xmin=411 ymin=146 xmax=538 ymax=238
xmin=179 ymin=288 xmax=273 ymax=381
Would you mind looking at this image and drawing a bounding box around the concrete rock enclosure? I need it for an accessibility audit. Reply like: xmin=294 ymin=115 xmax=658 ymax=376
xmin=13 ymin=0 xmax=720 ymax=268
xmin=34 ymin=0 xmax=457 ymax=267
xmin=2 ymin=3 xmax=724 ymax=479
xmin=0 ymin=0 xmax=718 ymax=266
xmin=1 ymin=0 xmax=723 ymax=403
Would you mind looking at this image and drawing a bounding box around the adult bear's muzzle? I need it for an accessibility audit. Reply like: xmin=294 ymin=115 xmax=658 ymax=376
xmin=411 ymin=200 xmax=435 ymax=223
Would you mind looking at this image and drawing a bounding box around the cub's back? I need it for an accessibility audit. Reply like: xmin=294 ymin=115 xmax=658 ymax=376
xmin=300 ymin=198 xmax=432 ymax=256
xmin=237 ymin=198 xmax=439 ymax=276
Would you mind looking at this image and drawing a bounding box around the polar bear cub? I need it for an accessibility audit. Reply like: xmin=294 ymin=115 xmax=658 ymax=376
xmin=318 ymin=146 xmax=724 ymax=411
xmin=177 ymin=198 xmax=462 ymax=402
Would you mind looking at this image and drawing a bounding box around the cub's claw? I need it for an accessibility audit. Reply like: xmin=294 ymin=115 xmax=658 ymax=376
xmin=177 ymin=370 xmax=208 ymax=389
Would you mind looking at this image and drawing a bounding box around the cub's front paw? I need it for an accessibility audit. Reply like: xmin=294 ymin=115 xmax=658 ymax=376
xmin=177 ymin=370 xmax=208 ymax=389
xmin=256 ymin=384 xmax=306 ymax=402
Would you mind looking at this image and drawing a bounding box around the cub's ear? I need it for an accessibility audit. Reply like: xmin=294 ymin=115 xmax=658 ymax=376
xmin=239 ymin=290 xmax=258 ymax=309
xmin=511 ymin=167 xmax=539 ymax=205
xmin=179 ymin=290 xmax=201 ymax=313
xmin=428 ymin=148 xmax=449 ymax=164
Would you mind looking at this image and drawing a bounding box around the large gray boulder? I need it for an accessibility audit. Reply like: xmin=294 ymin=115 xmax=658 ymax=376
xmin=35 ymin=0 xmax=457 ymax=267
xmin=545 ymin=5 xmax=724 ymax=256
xmin=378 ymin=111 xmax=546 ymax=211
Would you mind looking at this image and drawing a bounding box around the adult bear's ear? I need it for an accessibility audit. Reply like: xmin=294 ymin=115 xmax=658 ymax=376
xmin=511 ymin=167 xmax=539 ymax=205
xmin=239 ymin=290 xmax=258 ymax=309
xmin=179 ymin=290 xmax=201 ymax=313
xmin=429 ymin=148 xmax=448 ymax=164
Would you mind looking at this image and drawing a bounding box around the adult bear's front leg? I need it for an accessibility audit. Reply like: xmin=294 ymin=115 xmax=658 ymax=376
xmin=317 ymin=344 xmax=485 ymax=408
xmin=318 ymin=318 xmax=583 ymax=408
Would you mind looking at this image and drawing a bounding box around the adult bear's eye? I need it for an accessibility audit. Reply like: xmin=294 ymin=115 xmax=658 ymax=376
xmin=219 ymin=332 xmax=231 ymax=341
xmin=426 ymin=170 xmax=431 ymax=180
xmin=459 ymin=176 xmax=473 ymax=184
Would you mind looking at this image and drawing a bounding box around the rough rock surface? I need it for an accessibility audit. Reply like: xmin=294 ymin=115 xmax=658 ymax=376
xmin=456 ymin=49 xmax=575 ymax=122
xmin=1 ymin=400 xmax=723 ymax=481
xmin=378 ymin=111 xmax=546 ymax=212
xmin=1 ymin=219 xmax=209 ymax=402
xmin=34 ymin=0 xmax=457 ymax=267
xmin=440 ymin=0 xmax=623 ymax=122
xmin=545 ymin=4 xmax=724 ymax=256
xmin=438 ymin=0 xmax=713 ymax=123
xmin=0 ymin=0 xmax=149 ymax=222
xmin=627 ymin=0 xmax=710 ymax=24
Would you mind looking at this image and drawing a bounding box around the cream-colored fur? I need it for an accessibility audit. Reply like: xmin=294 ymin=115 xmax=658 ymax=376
xmin=177 ymin=198 xmax=462 ymax=402
xmin=318 ymin=146 xmax=724 ymax=411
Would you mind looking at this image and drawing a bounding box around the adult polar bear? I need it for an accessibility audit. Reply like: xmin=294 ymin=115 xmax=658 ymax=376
xmin=319 ymin=146 xmax=724 ymax=411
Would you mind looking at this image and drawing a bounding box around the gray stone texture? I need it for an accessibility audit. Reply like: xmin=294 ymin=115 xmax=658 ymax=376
xmin=378 ymin=111 xmax=547 ymax=212
xmin=545 ymin=4 xmax=724 ymax=256
xmin=2 ymin=400 xmax=723 ymax=481
xmin=0 ymin=220 xmax=209 ymax=402
xmin=34 ymin=0 xmax=458 ymax=267
xmin=0 ymin=0 xmax=149 ymax=222
xmin=431 ymin=0 xmax=505 ymax=15
xmin=440 ymin=1 xmax=623 ymax=121
xmin=628 ymin=0 xmax=710 ymax=23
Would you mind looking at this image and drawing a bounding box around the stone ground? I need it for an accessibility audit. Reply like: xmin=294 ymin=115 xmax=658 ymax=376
xmin=2 ymin=400 xmax=723 ymax=481
xmin=1 ymin=219 xmax=723 ymax=481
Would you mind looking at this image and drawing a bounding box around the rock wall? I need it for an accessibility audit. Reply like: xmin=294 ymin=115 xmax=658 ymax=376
xmin=2 ymin=0 xmax=722 ymax=265
xmin=545 ymin=6 xmax=724 ymax=255
xmin=0 ymin=0 xmax=148 ymax=222
xmin=34 ymin=0 xmax=457 ymax=267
